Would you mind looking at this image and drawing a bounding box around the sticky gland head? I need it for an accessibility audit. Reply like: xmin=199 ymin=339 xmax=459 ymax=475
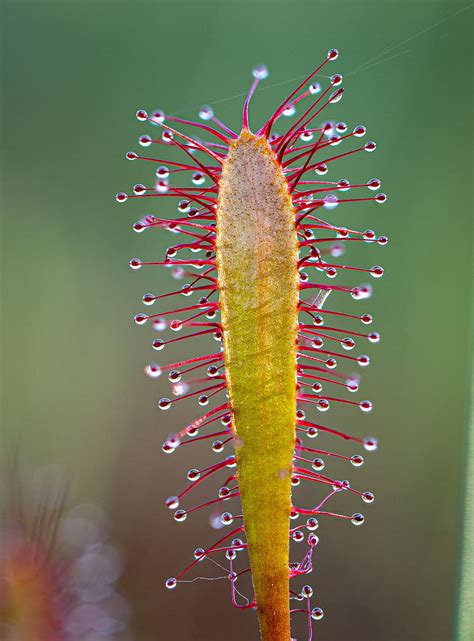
xmin=217 ymin=130 xmax=299 ymax=641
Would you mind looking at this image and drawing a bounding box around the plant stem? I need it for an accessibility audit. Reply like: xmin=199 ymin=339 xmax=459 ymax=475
xmin=454 ymin=307 xmax=474 ymax=641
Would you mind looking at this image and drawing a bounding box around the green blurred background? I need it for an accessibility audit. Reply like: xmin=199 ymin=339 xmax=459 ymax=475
xmin=1 ymin=1 xmax=472 ymax=640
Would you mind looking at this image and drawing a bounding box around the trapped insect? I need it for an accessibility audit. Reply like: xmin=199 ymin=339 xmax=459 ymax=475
xmin=117 ymin=48 xmax=386 ymax=641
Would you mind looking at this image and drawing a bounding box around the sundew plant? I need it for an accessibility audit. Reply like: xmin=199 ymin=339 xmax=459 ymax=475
xmin=0 ymin=464 xmax=130 ymax=641
xmin=117 ymin=49 xmax=387 ymax=641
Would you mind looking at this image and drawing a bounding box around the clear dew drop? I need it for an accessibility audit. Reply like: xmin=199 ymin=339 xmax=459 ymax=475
xmin=252 ymin=63 xmax=269 ymax=80
xmin=317 ymin=399 xmax=330 ymax=412
xmin=312 ymin=458 xmax=325 ymax=471
xmin=221 ymin=512 xmax=233 ymax=525
xmin=370 ymin=265 xmax=384 ymax=278
xmin=177 ymin=199 xmax=190 ymax=213
xmin=312 ymin=337 xmax=323 ymax=349
xmin=363 ymin=437 xmax=378 ymax=452
xmin=362 ymin=491 xmax=375 ymax=504
xmin=116 ymin=192 xmax=128 ymax=203
xmin=187 ymin=469 xmax=200 ymax=481
xmin=173 ymin=382 xmax=189 ymax=396
xmin=156 ymin=165 xmax=170 ymax=179
xmin=346 ymin=375 xmax=360 ymax=392
xmin=164 ymin=435 xmax=179 ymax=450
xmin=212 ymin=440 xmax=224 ymax=453
xmin=194 ymin=547 xmax=206 ymax=560
xmin=293 ymin=530 xmax=304 ymax=542
xmin=350 ymin=454 xmax=364 ymax=467
xmin=308 ymin=533 xmax=319 ymax=547
xmin=166 ymin=496 xmax=179 ymax=510
xmin=299 ymin=271 xmax=309 ymax=282
xmin=357 ymin=354 xmax=370 ymax=367
xmin=283 ymin=104 xmax=296 ymax=117
xmin=172 ymin=267 xmax=185 ymax=280
xmin=226 ymin=455 xmax=237 ymax=468
xmin=168 ymin=370 xmax=181 ymax=383
xmin=142 ymin=293 xmax=155 ymax=306
xmin=309 ymin=82 xmax=321 ymax=94
xmin=136 ymin=109 xmax=148 ymax=122
xmin=174 ymin=510 xmax=187 ymax=522
xmin=337 ymin=178 xmax=351 ymax=192
xmin=365 ymin=141 xmax=377 ymax=152
xmin=165 ymin=578 xmax=177 ymax=590
xmin=327 ymin=48 xmax=339 ymax=60
xmin=341 ymin=337 xmax=355 ymax=350
xmin=323 ymin=121 xmax=335 ymax=136
xmin=367 ymin=178 xmax=381 ymax=191
xmin=353 ymin=125 xmax=366 ymax=137
xmin=306 ymin=517 xmax=319 ymax=531
xmin=134 ymin=313 xmax=147 ymax=326
xmin=359 ymin=400 xmax=373 ymax=413
xmin=199 ymin=105 xmax=214 ymax=120
xmin=315 ymin=163 xmax=328 ymax=176
xmin=139 ymin=134 xmax=152 ymax=147
xmin=219 ymin=486 xmax=231 ymax=499
xmin=170 ymin=319 xmax=183 ymax=332
xmin=192 ymin=171 xmax=205 ymax=185
xmin=133 ymin=183 xmax=146 ymax=195
xmin=150 ymin=109 xmax=165 ymax=124
xmin=351 ymin=512 xmax=365 ymax=526
xmin=161 ymin=441 xmax=175 ymax=455
xmin=311 ymin=607 xmax=324 ymax=621
xmin=144 ymin=363 xmax=161 ymax=379
xmin=152 ymin=339 xmax=166 ymax=351
xmin=368 ymin=332 xmax=380 ymax=343
xmin=133 ymin=221 xmax=146 ymax=233
xmin=158 ymin=398 xmax=172 ymax=410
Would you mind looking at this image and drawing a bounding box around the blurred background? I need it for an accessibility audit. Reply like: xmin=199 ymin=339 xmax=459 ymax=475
xmin=1 ymin=1 xmax=472 ymax=640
